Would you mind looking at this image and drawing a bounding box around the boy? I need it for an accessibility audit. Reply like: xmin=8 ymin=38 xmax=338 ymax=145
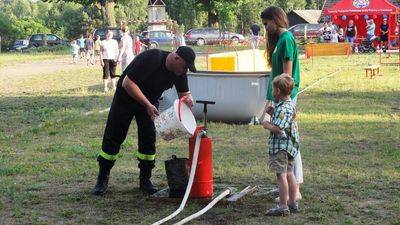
xmin=263 ymin=74 xmax=300 ymax=216
xmin=85 ymin=34 xmax=95 ymax=65
xmin=70 ymin=40 xmax=79 ymax=64
xmin=94 ymin=35 xmax=101 ymax=64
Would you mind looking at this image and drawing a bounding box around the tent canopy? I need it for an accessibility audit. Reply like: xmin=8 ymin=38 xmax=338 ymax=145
xmin=325 ymin=0 xmax=398 ymax=15
xmin=324 ymin=0 xmax=399 ymax=41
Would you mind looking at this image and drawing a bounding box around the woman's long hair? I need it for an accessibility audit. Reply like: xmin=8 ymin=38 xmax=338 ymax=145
xmin=260 ymin=6 xmax=288 ymax=66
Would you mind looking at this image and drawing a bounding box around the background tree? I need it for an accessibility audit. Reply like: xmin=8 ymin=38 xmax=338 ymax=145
xmin=306 ymin=0 xmax=318 ymax=9
xmin=115 ymin=0 xmax=147 ymax=33
xmin=0 ymin=13 xmax=19 ymax=49
xmin=213 ymin=1 xmax=237 ymax=31
xmin=194 ymin=0 xmax=241 ymax=27
xmin=276 ymin=0 xmax=307 ymax=12
xmin=44 ymin=0 xmax=116 ymax=27
xmin=236 ymin=0 xmax=273 ymax=35
xmin=13 ymin=19 xmax=51 ymax=39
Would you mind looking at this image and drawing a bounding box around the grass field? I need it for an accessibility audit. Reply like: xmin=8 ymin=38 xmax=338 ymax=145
xmin=0 ymin=51 xmax=399 ymax=225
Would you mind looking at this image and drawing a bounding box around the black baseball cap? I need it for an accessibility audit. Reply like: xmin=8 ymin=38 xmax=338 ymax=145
xmin=176 ymin=46 xmax=197 ymax=72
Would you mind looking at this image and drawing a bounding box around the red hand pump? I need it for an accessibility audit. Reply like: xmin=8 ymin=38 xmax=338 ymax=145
xmin=188 ymin=100 xmax=215 ymax=198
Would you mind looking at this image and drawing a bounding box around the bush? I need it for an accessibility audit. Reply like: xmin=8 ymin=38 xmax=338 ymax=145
xmin=26 ymin=45 xmax=70 ymax=54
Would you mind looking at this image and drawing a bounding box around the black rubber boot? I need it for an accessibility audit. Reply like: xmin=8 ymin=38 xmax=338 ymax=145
xmin=139 ymin=161 xmax=158 ymax=195
xmin=92 ymin=158 xmax=114 ymax=196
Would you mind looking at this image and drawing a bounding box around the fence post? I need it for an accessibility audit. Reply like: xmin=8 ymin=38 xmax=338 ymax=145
xmin=0 ymin=36 xmax=2 ymax=53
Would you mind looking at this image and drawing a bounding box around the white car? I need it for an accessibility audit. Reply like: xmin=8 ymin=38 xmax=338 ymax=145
xmin=185 ymin=28 xmax=245 ymax=46
xmin=6 ymin=39 xmax=29 ymax=52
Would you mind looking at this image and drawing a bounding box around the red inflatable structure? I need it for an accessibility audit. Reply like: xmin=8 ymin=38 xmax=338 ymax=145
xmin=324 ymin=0 xmax=399 ymax=43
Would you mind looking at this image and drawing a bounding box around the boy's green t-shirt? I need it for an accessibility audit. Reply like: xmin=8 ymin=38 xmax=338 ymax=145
xmin=266 ymin=31 xmax=300 ymax=101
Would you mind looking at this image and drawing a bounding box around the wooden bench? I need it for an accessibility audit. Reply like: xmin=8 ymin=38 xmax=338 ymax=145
xmin=364 ymin=64 xmax=381 ymax=79
xmin=304 ymin=43 xmax=352 ymax=63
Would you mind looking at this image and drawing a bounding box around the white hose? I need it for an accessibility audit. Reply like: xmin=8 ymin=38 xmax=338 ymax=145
xmin=297 ymin=69 xmax=341 ymax=95
xmin=173 ymin=189 xmax=231 ymax=225
xmin=151 ymin=130 xmax=205 ymax=225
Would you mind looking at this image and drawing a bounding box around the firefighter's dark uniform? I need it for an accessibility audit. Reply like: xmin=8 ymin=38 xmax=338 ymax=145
xmin=93 ymin=49 xmax=190 ymax=195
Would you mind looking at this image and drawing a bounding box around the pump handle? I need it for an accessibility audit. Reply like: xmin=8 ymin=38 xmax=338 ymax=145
xmin=196 ymin=100 xmax=216 ymax=105
xmin=196 ymin=100 xmax=216 ymax=130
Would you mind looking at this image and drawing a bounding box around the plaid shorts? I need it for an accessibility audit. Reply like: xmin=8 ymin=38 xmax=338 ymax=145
xmin=268 ymin=150 xmax=294 ymax=174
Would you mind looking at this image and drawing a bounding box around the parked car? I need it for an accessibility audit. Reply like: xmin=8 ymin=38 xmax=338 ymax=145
xmin=6 ymin=39 xmax=29 ymax=52
xmin=93 ymin=27 xmax=123 ymax=43
xmin=288 ymin=23 xmax=322 ymax=40
xmin=185 ymin=28 xmax=245 ymax=46
xmin=28 ymin=33 xmax=63 ymax=47
xmin=140 ymin=30 xmax=175 ymax=48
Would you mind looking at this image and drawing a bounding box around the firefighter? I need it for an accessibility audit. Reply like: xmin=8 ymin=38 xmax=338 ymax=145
xmin=92 ymin=46 xmax=196 ymax=195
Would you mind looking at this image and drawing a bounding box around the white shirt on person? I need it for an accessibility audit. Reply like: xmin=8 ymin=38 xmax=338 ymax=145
xmin=101 ymin=39 xmax=119 ymax=60
xmin=120 ymin=34 xmax=134 ymax=71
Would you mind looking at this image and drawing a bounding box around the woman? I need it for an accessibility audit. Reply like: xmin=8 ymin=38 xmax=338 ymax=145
xmin=117 ymin=25 xmax=134 ymax=71
xmin=260 ymin=5 xmax=303 ymax=210
xmin=100 ymin=30 xmax=119 ymax=92
xmin=380 ymin=18 xmax=389 ymax=52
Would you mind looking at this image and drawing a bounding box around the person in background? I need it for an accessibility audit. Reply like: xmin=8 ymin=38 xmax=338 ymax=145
xmin=70 ymin=39 xmax=79 ymax=64
xmin=77 ymin=34 xmax=86 ymax=59
xmin=380 ymin=18 xmax=389 ymax=52
xmin=390 ymin=25 xmax=399 ymax=48
xmin=260 ymin=6 xmax=303 ymax=214
xmin=331 ymin=28 xmax=339 ymax=43
xmin=134 ymin=35 xmax=145 ymax=55
xmin=143 ymin=33 xmax=150 ymax=51
xmin=92 ymin=46 xmax=196 ymax=196
xmin=250 ymin=22 xmax=261 ymax=49
xmin=338 ymin=24 xmax=344 ymax=42
xmin=94 ymin=35 xmax=101 ymax=64
xmin=366 ymin=19 xmax=376 ymax=41
xmin=117 ymin=25 xmax=134 ymax=71
xmin=100 ymin=30 xmax=119 ymax=92
xmin=331 ymin=21 xmax=338 ymax=33
xmin=84 ymin=34 xmax=95 ymax=65
xmin=345 ymin=19 xmax=357 ymax=49
xmin=177 ymin=32 xmax=186 ymax=47
xmin=320 ymin=22 xmax=332 ymax=43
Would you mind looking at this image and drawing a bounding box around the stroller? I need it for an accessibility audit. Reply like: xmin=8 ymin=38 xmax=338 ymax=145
xmin=359 ymin=35 xmax=379 ymax=53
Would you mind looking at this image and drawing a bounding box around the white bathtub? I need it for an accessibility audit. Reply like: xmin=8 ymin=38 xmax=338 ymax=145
xmin=159 ymin=71 xmax=270 ymax=124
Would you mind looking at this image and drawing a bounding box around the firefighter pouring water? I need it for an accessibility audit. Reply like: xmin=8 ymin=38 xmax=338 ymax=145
xmin=92 ymin=46 xmax=196 ymax=195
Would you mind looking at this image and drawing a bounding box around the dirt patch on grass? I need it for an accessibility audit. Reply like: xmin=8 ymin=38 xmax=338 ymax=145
xmin=0 ymin=57 xmax=97 ymax=79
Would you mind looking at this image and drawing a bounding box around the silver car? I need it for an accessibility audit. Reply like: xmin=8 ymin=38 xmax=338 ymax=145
xmin=185 ymin=27 xmax=245 ymax=46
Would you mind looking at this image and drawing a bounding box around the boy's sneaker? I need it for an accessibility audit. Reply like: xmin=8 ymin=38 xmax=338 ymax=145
xmin=288 ymin=202 xmax=300 ymax=213
xmin=265 ymin=207 xmax=290 ymax=216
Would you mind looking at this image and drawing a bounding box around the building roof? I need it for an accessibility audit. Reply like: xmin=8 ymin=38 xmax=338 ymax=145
xmin=290 ymin=10 xmax=322 ymax=24
xmin=148 ymin=0 xmax=165 ymax=6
